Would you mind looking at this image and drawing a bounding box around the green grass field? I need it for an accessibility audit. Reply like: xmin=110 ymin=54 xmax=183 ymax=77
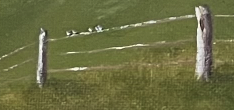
xmin=0 ymin=0 xmax=234 ymax=109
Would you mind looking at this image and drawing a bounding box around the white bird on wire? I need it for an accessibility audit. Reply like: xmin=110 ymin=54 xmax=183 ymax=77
xmin=95 ymin=25 xmax=103 ymax=32
xmin=88 ymin=28 xmax=93 ymax=32
xmin=66 ymin=30 xmax=73 ymax=36
xmin=72 ymin=30 xmax=79 ymax=34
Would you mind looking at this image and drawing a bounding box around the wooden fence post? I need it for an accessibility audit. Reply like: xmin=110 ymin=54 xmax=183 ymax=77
xmin=37 ymin=28 xmax=48 ymax=88
xmin=195 ymin=5 xmax=213 ymax=81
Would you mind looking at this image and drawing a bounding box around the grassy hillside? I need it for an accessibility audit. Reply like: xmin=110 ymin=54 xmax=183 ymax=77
xmin=0 ymin=0 xmax=234 ymax=109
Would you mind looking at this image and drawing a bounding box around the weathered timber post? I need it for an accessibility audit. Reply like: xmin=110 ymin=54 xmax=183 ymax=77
xmin=195 ymin=5 xmax=213 ymax=81
xmin=37 ymin=28 xmax=48 ymax=88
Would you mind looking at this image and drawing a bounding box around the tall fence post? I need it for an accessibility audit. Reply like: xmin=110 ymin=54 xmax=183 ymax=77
xmin=37 ymin=28 xmax=48 ymax=88
xmin=195 ymin=5 xmax=213 ymax=81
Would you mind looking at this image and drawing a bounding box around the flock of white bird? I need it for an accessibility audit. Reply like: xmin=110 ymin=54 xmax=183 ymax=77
xmin=66 ymin=25 xmax=103 ymax=37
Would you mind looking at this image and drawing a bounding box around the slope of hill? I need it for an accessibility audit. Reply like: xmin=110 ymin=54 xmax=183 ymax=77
xmin=0 ymin=0 xmax=234 ymax=109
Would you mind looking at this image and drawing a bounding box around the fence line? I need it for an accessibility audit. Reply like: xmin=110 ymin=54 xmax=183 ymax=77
xmin=50 ymin=15 xmax=195 ymax=41
xmin=1 ymin=39 xmax=231 ymax=73
xmin=49 ymin=14 xmax=234 ymax=42
xmin=216 ymin=39 xmax=234 ymax=43
xmin=62 ymin=43 xmax=151 ymax=55
xmin=0 ymin=14 xmax=233 ymax=63
xmin=0 ymin=43 xmax=34 ymax=62
xmin=61 ymin=39 xmax=233 ymax=55
xmin=48 ymin=65 xmax=124 ymax=73
xmin=49 ymin=67 xmax=88 ymax=73
xmin=62 ymin=38 xmax=234 ymax=55
xmin=2 ymin=59 xmax=32 ymax=72
xmin=215 ymin=15 xmax=234 ymax=17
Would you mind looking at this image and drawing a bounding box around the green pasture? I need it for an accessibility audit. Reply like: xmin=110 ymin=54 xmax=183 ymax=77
xmin=0 ymin=0 xmax=234 ymax=109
